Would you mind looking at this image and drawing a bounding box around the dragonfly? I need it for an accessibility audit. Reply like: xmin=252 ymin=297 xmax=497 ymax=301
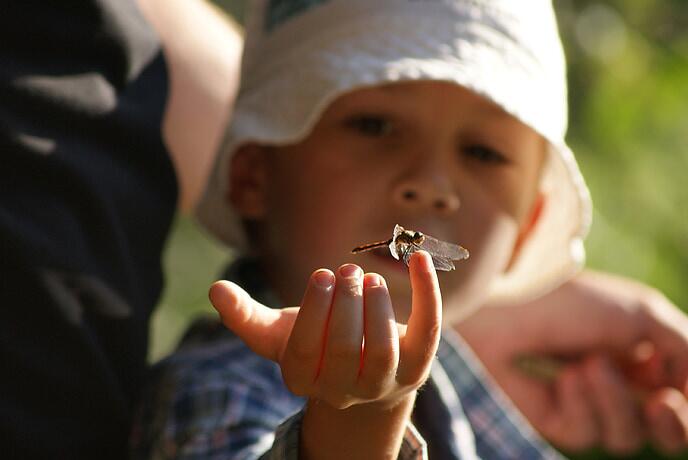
xmin=351 ymin=224 xmax=469 ymax=271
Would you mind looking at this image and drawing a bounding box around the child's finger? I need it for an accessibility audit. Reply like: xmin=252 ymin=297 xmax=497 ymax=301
xmin=281 ymin=269 xmax=336 ymax=394
xmin=357 ymin=273 xmax=399 ymax=399
xmin=209 ymin=280 xmax=297 ymax=362
xmin=318 ymin=264 xmax=365 ymax=404
xmin=398 ymin=251 xmax=442 ymax=386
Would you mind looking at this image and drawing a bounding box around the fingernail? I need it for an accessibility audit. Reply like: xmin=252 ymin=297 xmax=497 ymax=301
xmin=367 ymin=274 xmax=383 ymax=287
xmin=313 ymin=270 xmax=334 ymax=288
xmin=340 ymin=264 xmax=362 ymax=279
xmin=413 ymin=251 xmax=434 ymax=272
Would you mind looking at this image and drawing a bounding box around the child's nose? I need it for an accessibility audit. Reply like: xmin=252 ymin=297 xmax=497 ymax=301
xmin=392 ymin=176 xmax=460 ymax=215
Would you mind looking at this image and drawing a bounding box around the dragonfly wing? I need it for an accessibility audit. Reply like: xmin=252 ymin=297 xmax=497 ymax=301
xmin=418 ymin=235 xmax=469 ymax=261
xmin=389 ymin=240 xmax=400 ymax=260
xmin=400 ymin=244 xmax=413 ymax=267
xmin=430 ymin=254 xmax=456 ymax=271
xmin=404 ymin=243 xmax=455 ymax=271
xmin=401 ymin=244 xmax=456 ymax=272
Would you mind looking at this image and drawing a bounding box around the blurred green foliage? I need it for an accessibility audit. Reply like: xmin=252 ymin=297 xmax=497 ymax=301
xmin=150 ymin=1 xmax=687 ymax=459
xmin=557 ymin=0 xmax=688 ymax=314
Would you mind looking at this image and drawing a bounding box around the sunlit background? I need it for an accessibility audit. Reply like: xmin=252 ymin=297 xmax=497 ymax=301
xmin=149 ymin=1 xmax=687 ymax=458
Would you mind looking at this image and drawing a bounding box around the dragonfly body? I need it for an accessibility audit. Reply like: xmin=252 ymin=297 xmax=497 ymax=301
xmin=352 ymin=225 xmax=468 ymax=271
xmin=351 ymin=229 xmax=424 ymax=253
xmin=394 ymin=229 xmax=425 ymax=247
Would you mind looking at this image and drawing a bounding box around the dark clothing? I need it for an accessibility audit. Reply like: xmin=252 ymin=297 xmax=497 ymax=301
xmin=1 ymin=1 xmax=176 ymax=458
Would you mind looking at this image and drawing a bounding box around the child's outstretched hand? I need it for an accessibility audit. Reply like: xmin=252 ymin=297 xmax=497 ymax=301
xmin=209 ymin=251 xmax=442 ymax=458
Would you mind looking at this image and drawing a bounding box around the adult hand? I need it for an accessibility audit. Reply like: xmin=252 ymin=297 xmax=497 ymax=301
xmin=455 ymin=270 xmax=688 ymax=456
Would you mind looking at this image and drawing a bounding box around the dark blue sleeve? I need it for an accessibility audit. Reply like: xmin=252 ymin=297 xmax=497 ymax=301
xmin=0 ymin=1 xmax=177 ymax=457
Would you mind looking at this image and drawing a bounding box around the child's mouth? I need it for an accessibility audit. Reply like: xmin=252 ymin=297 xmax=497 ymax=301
xmin=368 ymin=247 xmax=408 ymax=274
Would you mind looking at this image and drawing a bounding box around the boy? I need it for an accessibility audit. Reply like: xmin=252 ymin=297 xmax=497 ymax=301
xmin=133 ymin=0 xmax=688 ymax=458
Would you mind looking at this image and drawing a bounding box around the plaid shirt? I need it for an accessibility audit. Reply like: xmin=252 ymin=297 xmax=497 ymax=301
xmin=131 ymin=259 xmax=565 ymax=460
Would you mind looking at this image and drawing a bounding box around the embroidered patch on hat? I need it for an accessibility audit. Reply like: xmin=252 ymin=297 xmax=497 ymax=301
xmin=266 ymin=0 xmax=331 ymax=31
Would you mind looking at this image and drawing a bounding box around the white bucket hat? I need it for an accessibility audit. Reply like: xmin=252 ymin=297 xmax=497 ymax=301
xmin=196 ymin=0 xmax=593 ymax=302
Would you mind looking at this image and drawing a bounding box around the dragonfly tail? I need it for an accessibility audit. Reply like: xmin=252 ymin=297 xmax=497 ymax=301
xmin=351 ymin=239 xmax=393 ymax=254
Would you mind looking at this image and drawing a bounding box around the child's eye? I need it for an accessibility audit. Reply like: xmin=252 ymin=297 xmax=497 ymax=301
xmin=463 ymin=144 xmax=508 ymax=164
xmin=345 ymin=115 xmax=393 ymax=137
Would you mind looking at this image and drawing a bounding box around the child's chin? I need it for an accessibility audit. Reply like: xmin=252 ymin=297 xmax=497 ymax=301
xmin=442 ymin=301 xmax=477 ymax=325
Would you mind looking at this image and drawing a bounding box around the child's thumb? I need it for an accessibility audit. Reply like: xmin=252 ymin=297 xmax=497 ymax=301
xmin=209 ymin=281 xmax=293 ymax=362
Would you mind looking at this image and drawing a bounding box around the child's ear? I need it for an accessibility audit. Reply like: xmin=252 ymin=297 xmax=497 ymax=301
xmin=505 ymin=192 xmax=546 ymax=271
xmin=228 ymin=144 xmax=268 ymax=219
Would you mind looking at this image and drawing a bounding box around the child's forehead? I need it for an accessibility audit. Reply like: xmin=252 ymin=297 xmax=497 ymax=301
xmin=321 ymin=81 xmax=518 ymax=122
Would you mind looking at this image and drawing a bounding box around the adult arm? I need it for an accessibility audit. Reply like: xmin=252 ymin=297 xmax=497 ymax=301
xmin=136 ymin=0 xmax=243 ymax=212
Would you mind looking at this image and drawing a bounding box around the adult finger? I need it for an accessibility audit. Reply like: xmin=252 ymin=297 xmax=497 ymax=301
xmin=398 ymin=251 xmax=442 ymax=386
xmin=281 ymin=269 xmax=336 ymax=394
xmin=645 ymin=388 xmax=688 ymax=454
xmin=544 ymin=366 xmax=599 ymax=451
xmin=583 ymin=355 xmax=645 ymax=454
xmin=641 ymin=294 xmax=688 ymax=390
xmin=209 ymin=280 xmax=298 ymax=362
xmin=358 ymin=273 xmax=399 ymax=399
xmin=318 ymin=264 xmax=365 ymax=405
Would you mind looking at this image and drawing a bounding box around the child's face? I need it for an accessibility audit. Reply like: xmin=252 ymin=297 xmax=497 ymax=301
xmin=231 ymin=81 xmax=545 ymax=323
